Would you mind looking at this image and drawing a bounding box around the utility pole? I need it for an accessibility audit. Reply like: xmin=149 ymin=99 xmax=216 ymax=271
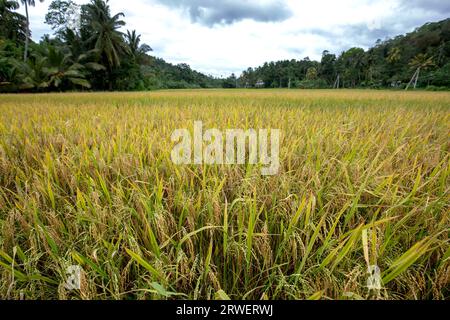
xmin=414 ymin=68 xmax=420 ymax=89
xmin=23 ymin=1 xmax=29 ymax=62
xmin=333 ymin=74 xmax=340 ymax=89
xmin=405 ymin=68 xmax=420 ymax=91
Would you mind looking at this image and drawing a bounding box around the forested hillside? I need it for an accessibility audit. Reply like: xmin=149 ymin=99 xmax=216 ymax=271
xmin=1 ymin=0 xmax=449 ymax=92
xmin=0 ymin=0 xmax=221 ymax=92
xmin=238 ymin=19 xmax=450 ymax=89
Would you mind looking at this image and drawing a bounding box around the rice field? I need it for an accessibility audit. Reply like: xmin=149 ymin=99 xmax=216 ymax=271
xmin=0 ymin=89 xmax=449 ymax=300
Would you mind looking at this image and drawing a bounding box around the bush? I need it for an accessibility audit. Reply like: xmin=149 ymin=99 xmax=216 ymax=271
xmin=425 ymin=85 xmax=450 ymax=91
xmin=429 ymin=63 xmax=450 ymax=87
xmin=297 ymin=79 xmax=328 ymax=89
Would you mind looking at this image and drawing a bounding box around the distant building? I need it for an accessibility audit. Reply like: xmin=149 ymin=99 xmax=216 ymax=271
xmin=255 ymin=79 xmax=265 ymax=88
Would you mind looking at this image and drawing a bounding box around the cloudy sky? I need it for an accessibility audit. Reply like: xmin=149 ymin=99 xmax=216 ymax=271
xmin=17 ymin=0 xmax=450 ymax=77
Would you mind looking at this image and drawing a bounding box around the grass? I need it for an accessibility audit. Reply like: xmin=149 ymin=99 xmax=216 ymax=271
xmin=0 ymin=89 xmax=449 ymax=300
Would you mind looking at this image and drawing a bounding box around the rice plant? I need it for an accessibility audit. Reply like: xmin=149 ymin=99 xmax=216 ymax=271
xmin=0 ymin=89 xmax=448 ymax=300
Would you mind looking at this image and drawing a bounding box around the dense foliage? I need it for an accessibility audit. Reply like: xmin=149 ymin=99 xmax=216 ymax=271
xmin=0 ymin=0 xmax=449 ymax=92
xmin=239 ymin=19 xmax=450 ymax=89
xmin=0 ymin=0 xmax=221 ymax=92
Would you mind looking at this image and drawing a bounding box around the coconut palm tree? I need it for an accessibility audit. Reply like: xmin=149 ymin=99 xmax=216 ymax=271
xmin=15 ymin=53 xmax=48 ymax=89
xmin=20 ymin=0 xmax=44 ymax=62
xmin=43 ymin=45 xmax=92 ymax=89
xmin=125 ymin=30 xmax=140 ymax=57
xmin=125 ymin=29 xmax=152 ymax=62
xmin=83 ymin=0 xmax=128 ymax=89
xmin=387 ymin=47 xmax=401 ymax=64
xmin=406 ymin=53 xmax=435 ymax=90
xmin=9 ymin=43 xmax=103 ymax=90
xmin=85 ymin=0 xmax=127 ymax=68
xmin=0 ymin=0 xmax=27 ymax=43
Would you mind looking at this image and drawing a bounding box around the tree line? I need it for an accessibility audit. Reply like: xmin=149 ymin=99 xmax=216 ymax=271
xmin=0 ymin=0 xmax=222 ymax=92
xmin=1 ymin=0 xmax=449 ymax=92
xmin=237 ymin=19 xmax=450 ymax=90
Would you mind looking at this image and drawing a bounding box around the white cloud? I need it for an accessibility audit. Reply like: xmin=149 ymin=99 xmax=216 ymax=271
xmin=16 ymin=0 xmax=450 ymax=77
